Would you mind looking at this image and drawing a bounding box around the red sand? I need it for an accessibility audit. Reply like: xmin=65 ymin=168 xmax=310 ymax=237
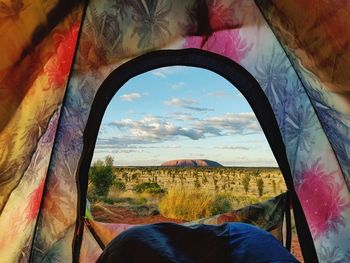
xmin=92 ymin=205 xmax=184 ymax=224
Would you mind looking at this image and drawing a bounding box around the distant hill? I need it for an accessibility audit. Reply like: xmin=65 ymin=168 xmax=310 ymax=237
xmin=160 ymin=159 xmax=223 ymax=167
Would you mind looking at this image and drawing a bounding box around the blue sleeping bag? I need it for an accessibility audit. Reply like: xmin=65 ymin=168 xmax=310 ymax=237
xmin=97 ymin=222 xmax=298 ymax=263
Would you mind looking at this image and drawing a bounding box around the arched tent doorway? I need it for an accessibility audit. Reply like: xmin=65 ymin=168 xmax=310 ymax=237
xmin=75 ymin=48 xmax=318 ymax=262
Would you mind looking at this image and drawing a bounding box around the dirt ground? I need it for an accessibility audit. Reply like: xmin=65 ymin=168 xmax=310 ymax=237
xmin=92 ymin=205 xmax=303 ymax=262
xmin=92 ymin=204 xmax=184 ymax=224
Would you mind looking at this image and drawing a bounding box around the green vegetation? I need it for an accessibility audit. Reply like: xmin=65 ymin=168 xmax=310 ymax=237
xmin=112 ymin=179 xmax=126 ymax=192
xmin=256 ymin=178 xmax=264 ymax=197
xmin=210 ymin=194 xmax=232 ymax=215
xmin=272 ymin=179 xmax=277 ymax=194
xmin=89 ymin=156 xmax=115 ymax=197
xmin=242 ymin=173 xmax=251 ymax=194
xmin=133 ymin=182 xmax=165 ymax=194
xmin=88 ymin=165 xmax=286 ymax=223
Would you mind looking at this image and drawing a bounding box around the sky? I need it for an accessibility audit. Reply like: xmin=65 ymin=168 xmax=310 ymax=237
xmin=92 ymin=66 xmax=278 ymax=167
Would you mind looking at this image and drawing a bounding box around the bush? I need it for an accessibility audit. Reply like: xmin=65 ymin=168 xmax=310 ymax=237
xmin=194 ymin=179 xmax=201 ymax=188
xmin=131 ymin=197 xmax=148 ymax=206
xmin=89 ymin=156 xmax=115 ymax=197
xmin=256 ymin=178 xmax=264 ymax=197
xmin=133 ymin=182 xmax=165 ymax=194
xmin=211 ymin=194 xmax=232 ymax=215
xmin=113 ymin=179 xmax=126 ymax=192
xmin=100 ymin=197 xmax=115 ymax=205
xmin=272 ymin=180 xmax=277 ymax=194
xmin=242 ymin=173 xmax=251 ymax=194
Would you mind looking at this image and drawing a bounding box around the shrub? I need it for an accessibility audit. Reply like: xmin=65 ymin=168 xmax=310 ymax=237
xmin=202 ymin=176 xmax=208 ymax=184
xmin=89 ymin=156 xmax=115 ymax=197
xmin=105 ymin=155 xmax=114 ymax=167
xmin=194 ymin=179 xmax=201 ymax=188
xmin=113 ymin=179 xmax=126 ymax=192
xmin=272 ymin=180 xmax=277 ymax=194
xmin=256 ymin=178 xmax=264 ymax=197
xmin=133 ymin=182 xmax=165 ymax=194
xmin=100 ymin=197 xmax=115 ymax=205
xmin=242 ymin=173 xmax=251 ymax=194
xmin=211 ymin=194 xmax=232 ymax=215
xmin=131 ymin=197 xmax=148 ymax=206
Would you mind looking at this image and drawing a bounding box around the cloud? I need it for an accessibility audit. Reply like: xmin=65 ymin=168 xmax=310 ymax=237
xmin=94 ymin=148 xmax=145 ymax=154
xmin=150 ymin=66 xmax=184 ymax=78
xmin=202 ymin=112 xmax=261 ymax=135
xmin=99 ymin=112 xmax=262 ymax=154
xmin=96 ymin=137 xmax=151 ymax=149
xmin=109 ymin=116 xmax=204 ymax=141
xmin=98 ymin=124 xmax=108 ymax=135
xmin=166 ymin=145 xmax=181 ymax=149
xmin=207 ymin=91 xmax=228 ymax=98
xmin=126 ymin=109 xmax=135 ymax=114
xmin=216 ymin=146 xmax=250 ymax=150
xmin=164 ymin=97 xmax=197 ymax=107
xmin=164 ymin=97 xmax=214 ymax=112
xmin=171 ymin=81 xmax=186 ymax=89
xmin=172 ymin=113 xmax=198 ymax=122
xmin=183 ymin=106 xmax=214 ymax=112
xmin=96 ymin=140 xmax=181 ymax=151
xmin=120 ymin=93 xmax=141 ymax=102
xmin=195 ymin=125 xmax=222 ymax=136
xmin=151 ymin=69 xmax=168 ymax=78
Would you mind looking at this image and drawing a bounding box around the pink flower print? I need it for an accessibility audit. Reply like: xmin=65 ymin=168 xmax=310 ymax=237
xmin=296 ymin=161 xmax=348 ymax=240
xmin=183 ymin=29 xmax=252 ymax=63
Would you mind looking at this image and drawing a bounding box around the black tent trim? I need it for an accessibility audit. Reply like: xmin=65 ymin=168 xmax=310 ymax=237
xmin=74 ymin=48 xmax=318 ymax=262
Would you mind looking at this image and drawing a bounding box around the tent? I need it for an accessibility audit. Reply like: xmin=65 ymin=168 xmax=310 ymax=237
xmin=1 ymin=0 xmax=349 ymax=262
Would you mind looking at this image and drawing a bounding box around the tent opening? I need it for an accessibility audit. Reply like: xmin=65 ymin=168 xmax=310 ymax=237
xmin=87 ymin=66 xmax=286 ymax=219
xmin=85 ymin=65 xmax=304 ymax=260
xmin=76 ymin=49 xmax=316 ymax=262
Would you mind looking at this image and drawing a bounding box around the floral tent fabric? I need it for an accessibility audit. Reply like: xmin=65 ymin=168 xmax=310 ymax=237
xmin=0 ymin=0 xmax=350 ymax=262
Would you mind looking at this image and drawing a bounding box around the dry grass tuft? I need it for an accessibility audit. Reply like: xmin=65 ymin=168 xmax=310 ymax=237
xmin=159 ymin=187 xmax=214 ymax=221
